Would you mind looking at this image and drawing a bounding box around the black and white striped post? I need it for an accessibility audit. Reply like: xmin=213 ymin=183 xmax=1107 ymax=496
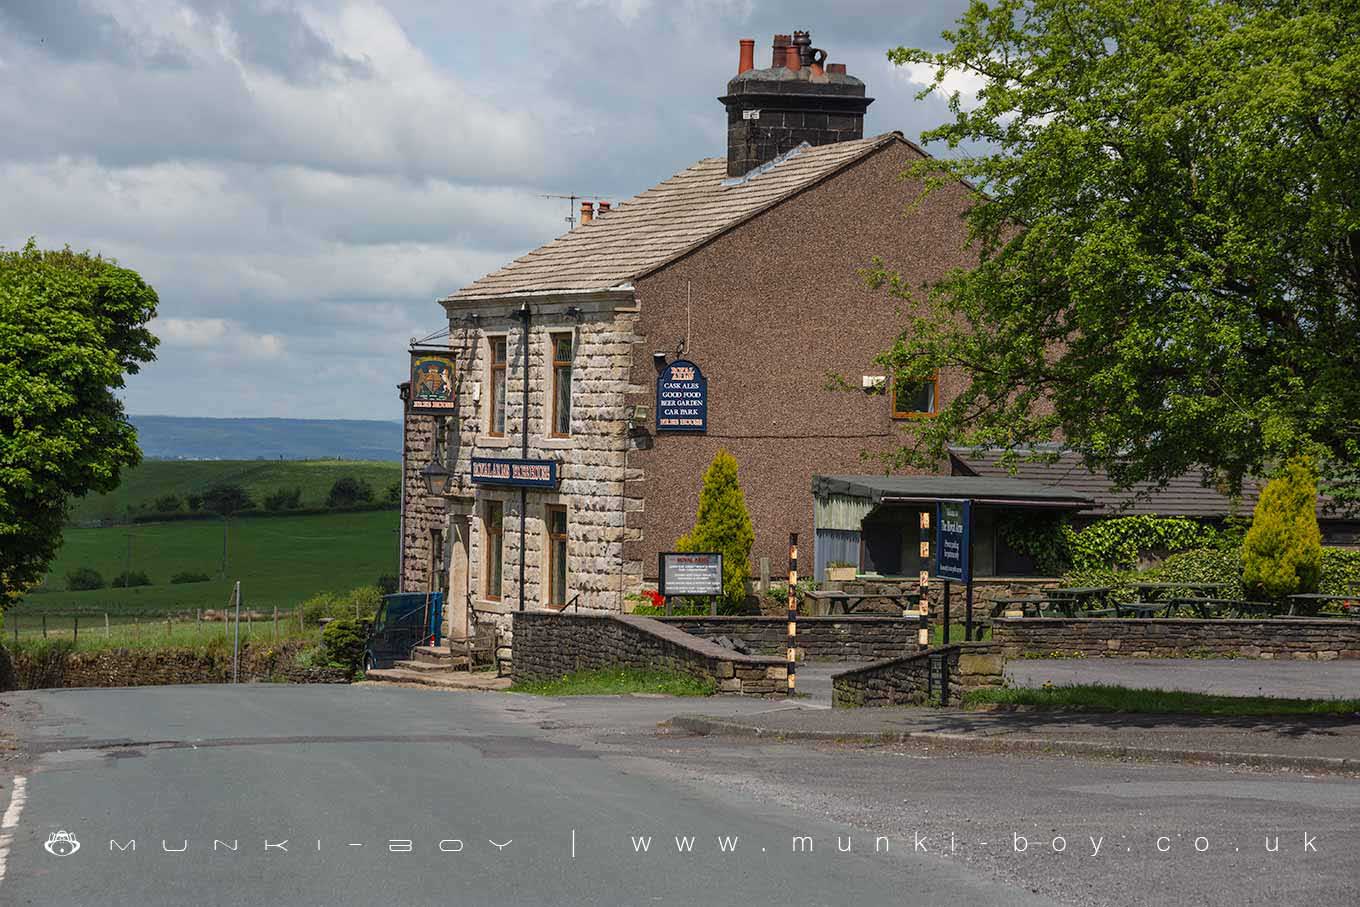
xmin=918 ymin=511 xmax=931 ymax=647
xmin=787 ymin=533 xmax=798 ymax=694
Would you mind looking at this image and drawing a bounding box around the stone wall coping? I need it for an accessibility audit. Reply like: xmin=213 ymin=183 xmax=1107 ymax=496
xmin=832 ymin=641 xmax=996 ymax=681
xmin=516 ymin=611 xmax=785 ymax=666
xmin=995 ymin=617 xmax=1357 ymax=628
xmin=655 ymin=615 xmax=921 ymax=624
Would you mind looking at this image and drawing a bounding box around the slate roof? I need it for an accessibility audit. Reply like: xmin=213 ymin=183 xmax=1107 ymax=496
xmin=447 ymin=134 xmax=902 ymax=301
xmin=947 ymin=447 xmax=1334 ymax=519
xmin=812 ymin=474 xmax=1093 ymax=509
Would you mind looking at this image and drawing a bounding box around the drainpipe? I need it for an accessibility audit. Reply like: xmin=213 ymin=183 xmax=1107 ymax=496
xmin=516 ymin=301 xmax=531 ymax=612
xmin=397 ymin=381 xmax=410 ymax=593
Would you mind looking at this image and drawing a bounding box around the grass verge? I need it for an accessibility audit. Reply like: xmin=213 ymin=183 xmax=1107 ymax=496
xmin=963 ymin=683 xmax=1360 ymax=718
xmin=509 ymin=668 xmax=716 ymax=697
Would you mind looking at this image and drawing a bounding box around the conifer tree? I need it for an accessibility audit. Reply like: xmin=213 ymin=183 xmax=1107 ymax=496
xmin=677 ymin=450 xmax=754 ymax=610
xmin=1243 ymin=457 xmax=1322 ymax=603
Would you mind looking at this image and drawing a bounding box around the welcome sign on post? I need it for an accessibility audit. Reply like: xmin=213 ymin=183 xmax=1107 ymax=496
xmin=935 ymin=499 xmax=971 ymax=582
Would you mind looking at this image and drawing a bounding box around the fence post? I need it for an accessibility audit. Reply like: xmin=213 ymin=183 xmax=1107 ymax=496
xmin=42 ymin=615 xmax=47 ymax=638
xmin=73 ymin=617 xmax=78 ymax=644
xmin=787 ymin=533 xmax=798 ymax=695
xmin=232 ymin=581 xmax=242 ymax=684
xmin=273 ymin=606 xmax=278 ymax=641
xmin=918 ymin=511 xmax=931 ymax=647
xmin=759 ymin=557 xmax=770 ymax=596
xmin=105 ymin=613 xmax=110 ymax=638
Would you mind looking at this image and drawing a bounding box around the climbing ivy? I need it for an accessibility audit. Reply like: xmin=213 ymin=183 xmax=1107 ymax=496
xmin=1000 ymin=513 xmax=1221 ymax=574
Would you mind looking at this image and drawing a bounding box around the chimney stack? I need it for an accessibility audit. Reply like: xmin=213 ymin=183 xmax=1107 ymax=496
xmin=720 ymin=30 xmax=874 ymax=177
xmin=737 ymin=39 xmax=754 ymax=75
xmin=579 ymin=201 xmax=593 ymax=225
xmin=597 ymin=201 xmax=611 ymax=214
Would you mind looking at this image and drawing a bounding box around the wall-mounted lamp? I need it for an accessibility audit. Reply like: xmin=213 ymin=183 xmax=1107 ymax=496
xmin=626 ymin=403 xmax=650 ymax=433
xmin=565 ymin=305 xmax=585 ymax=323
xmin=420 ymin=460 xmax=453 ymax=496
xmin=461 ymin=313 xmax=481 ymax=327
xmin=652 ymin=351 xmax=668 ymax=371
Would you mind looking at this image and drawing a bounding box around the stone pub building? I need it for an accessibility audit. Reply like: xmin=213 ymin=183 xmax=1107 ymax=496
xmin=399 ymin=32 xmax=995 ymax=653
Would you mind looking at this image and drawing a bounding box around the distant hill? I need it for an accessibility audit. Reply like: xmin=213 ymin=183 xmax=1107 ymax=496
xmin=68 ymin=459 xmax=402 ymax=525
xmin=129 ymin=415 xmax=402 ymax=462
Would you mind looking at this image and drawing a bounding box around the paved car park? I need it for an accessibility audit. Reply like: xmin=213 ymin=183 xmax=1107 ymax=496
xmin=1005 ymin=658 xmax=1360 ymax=699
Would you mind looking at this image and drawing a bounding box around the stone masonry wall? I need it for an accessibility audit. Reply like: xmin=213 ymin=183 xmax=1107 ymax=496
xmin=831 ymin=642 xmax=1004 ymax=708
xmin=993 ymin=618 xmax=1360 ymax=661
xmin=11 ymin=640 xmax=350 ymax=690
xmin=655 ymin=615 xmax=923 ymax=661
xmin=512 ymin=611 xmax=789 ymax=697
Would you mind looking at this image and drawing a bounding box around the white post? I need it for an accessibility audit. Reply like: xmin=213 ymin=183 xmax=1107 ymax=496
xmin=104 ymin=613 xmax=110 ymax=638
xmin=232 ymin=581 xmax=242 ymax=684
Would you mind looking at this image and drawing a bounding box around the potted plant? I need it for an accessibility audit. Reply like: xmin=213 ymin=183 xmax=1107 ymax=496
xmin=825 ymin=561 xmax=858 ymax=582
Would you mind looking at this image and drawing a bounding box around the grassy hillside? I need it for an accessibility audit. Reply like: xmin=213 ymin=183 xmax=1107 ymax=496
xmin=68 ymin=459 xmax=402 ymax=524
xmin=15 ymin=510 xmax=399 ymax=625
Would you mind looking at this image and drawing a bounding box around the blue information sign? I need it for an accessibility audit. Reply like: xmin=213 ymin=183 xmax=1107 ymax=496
xmin=656 ymin=359 xmax=708 ymax=432
xmin=469 ymin=456 xmax=559 ymax=489
xmin=935 ymin=499 xmax=971 ymax=582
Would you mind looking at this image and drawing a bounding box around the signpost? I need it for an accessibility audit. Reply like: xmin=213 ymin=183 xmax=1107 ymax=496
xmin=935 ymin=499 xmax=973 ymax=643
xmin=657 ymin=551 xmax=723 ymax=615
xmin=408 ymin=350 xmax=457 ymax=414
xmin=655 ymin=359 xmax=708 ymax=432
xmin=469 ymin=456 xmax=560 ymax=489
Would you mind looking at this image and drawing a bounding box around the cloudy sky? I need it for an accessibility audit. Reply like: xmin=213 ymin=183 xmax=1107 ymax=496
xmin=0 ymin=0 xmax=973 ymax=420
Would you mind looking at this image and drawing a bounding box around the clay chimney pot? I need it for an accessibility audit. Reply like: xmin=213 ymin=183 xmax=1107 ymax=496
xmin=579 ymin=201 xmax=593 ymax=225
xmin=738 ymin=39 xmax=755 ymax=75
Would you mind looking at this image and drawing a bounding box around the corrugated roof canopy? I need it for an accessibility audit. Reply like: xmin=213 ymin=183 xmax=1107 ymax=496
xmin=812 ymin=474 xmax=1094 ymax=509
xmin=448 ymin=134 xmax=900 ymax=301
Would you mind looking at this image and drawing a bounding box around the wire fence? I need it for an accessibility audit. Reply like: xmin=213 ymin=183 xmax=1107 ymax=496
xmin=6 ymin=607 xmax=317 ymax=651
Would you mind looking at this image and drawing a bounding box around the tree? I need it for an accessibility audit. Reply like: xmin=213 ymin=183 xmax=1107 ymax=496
xmin=875 ymin=0 xmax=1360 ymax=499
xmin=0 ymin=241 xmax=158 ymax=606
xmin=1243 ymin=457 xmax=1322 ymax=602
xmin=676 ymin=450 xmax=755 ymax=610
xmin=153 ymin=494 xmax=181 ymax=513
xmin=326 ymin=476 xmax=373 ymax=508
xmin=186 ymin=493 xmax=203 ymax=512
xmin=263 ymin=486 xmax=302 ymax=511
xmin=202 ymin=483 xmax=252 ymax=516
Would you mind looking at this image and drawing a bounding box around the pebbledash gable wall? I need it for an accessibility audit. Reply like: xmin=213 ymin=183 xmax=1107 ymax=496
xmin=655 ymin=615 xmax=922 ymax=660
xmin=513 ymin=611 xmax=789 ymax=696
xmin=626 ymin=140 xmax=979 ymax=580
xmin=993 ymin=618 xmax=1360 ymax=661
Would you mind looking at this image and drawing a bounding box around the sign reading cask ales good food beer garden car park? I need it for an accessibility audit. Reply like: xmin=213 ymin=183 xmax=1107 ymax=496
xmin=658 ymin=552 xmax=723 ymax=597
xmin=656 ymin=359 xmax=708 ymax=432
xmin=934 ymin=499 xmax=971 ymax=582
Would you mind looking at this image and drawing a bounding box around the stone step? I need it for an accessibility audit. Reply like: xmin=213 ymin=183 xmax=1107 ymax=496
xmin=363 ymin=668 xmax=513 ymax=692
xmin=411 ymin=645 xmax=465 ymax=665
xmin=393 ymin=658 xmax=469 ymax=674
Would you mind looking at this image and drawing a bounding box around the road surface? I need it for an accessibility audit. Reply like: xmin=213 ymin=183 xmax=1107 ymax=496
xmin=1 ymin=684 xmax=1356 ymax=906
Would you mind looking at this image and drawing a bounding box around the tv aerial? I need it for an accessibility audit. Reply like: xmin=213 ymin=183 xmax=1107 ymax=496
xmin=541 ymin=193 xmax=604 ymax=229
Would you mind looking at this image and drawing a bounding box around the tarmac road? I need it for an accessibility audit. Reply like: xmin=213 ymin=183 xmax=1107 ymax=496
xmin=1005 ymin=657 xmax=1360 ymax=699
xmin=1 ymin=684 xmax=1357 ymax=906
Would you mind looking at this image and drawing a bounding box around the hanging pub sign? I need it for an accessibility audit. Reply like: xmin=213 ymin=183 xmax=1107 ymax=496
xmin=658 ymin=552 xmax=723 ymax=597
xmin=408 ymin=350 xmax=457 ymax=413
xmin=934 ymin=498 xmax=972 ymax=582
xmin=656 ymin=359 xmax=708 ymax=432
xmin=469 ymin=456 xmax=559 ymax=489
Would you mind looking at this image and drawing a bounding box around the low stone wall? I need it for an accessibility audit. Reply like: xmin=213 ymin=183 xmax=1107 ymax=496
xmin=656 ymin=615 xmax=922 ymax=661
xmin=513 ymin=612 xmax=788 ymax=697
xmin=9 ymin=640 xmax=350 ymax=690
xmin=831 ymin=642 xmax=1004 ymax=708
xmin=993 ymin=618 xmax=1360 ymax=661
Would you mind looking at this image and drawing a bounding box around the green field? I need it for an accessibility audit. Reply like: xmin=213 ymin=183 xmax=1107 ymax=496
xmin=13 ymin=510 xmax=399 ymax=629
xmin=68 ymin=459 xmax=402 ymax=524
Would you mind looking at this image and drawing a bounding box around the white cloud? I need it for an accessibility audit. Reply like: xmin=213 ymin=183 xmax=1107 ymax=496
xmin=157 ymin=317 xmax=286 ymax=360
xmin=896 ymin=61 xmax=989 ymax=110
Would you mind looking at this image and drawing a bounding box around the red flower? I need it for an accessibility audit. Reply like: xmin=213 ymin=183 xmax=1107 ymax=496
xmin=645 ymin=589 xmax=665 ymax=608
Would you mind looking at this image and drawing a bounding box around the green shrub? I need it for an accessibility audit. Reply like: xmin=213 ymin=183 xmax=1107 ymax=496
xmin=1243 ymin=457 xmax=1322 ymax=601
xmin=202 ymin=483 xmax=252 ymax=515
xmin=376 ymin=574 xmax=399 ymax=595
xmin=1320 ymin=548 xmax=1360 ymax=597
xmin=321 ymin=617 xmax=372 ymax=678
xmin=110 ymin=570 xmax=152 ymax=588
xmin=326 ymin=477 xmax=374 ymax=508
xmin=301 ymin=585 xmax=382 ymax=625
xmin=1149 ymin=547 xmax=1244 ymax=600
xmin=66 ymin=567 xmax=105 ymax=591
xmin=675 ymin=450 xmax=754 ymax=613
xmin=170 ymin=571 xmax=211 ymax=584
xmin=153 ymin=494 xmax=181 ymax=513
xmin=263 ymin=487 xmax=302 ymax=511
xmin=1066 ymin=516 xmax=1220 ymax=570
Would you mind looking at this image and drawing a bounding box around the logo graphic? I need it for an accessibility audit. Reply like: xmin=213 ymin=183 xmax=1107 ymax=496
xmin=44 ymin=831 xmax=81 ymax=857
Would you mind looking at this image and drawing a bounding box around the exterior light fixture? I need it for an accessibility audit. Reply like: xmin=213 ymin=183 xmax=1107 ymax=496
xmin=626 ymin=404 xmax=650 ymax=432
xmin=565 ymin=305 xmax=585 ymax=323
xmin=420 ymin=460 xmax=453 ymax=496
xmin=652 ymin=351 xmax=668 ymax=370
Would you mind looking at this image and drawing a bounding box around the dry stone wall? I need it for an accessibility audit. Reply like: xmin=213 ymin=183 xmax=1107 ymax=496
xmin=993 ymin=618 xmax=1360 ymax=661
xmin=655 ymin=615 xmax=923 ymax=661
xmin=831 ymin=642 xmax=1004 ymax=708
xmin=512 ymin=611 xmax=789 ymax=696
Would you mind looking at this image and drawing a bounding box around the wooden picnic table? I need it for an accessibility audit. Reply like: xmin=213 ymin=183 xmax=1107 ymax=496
xmin=804 ymin=589 xmax=919 ymax=615
xmin=1133 ymin=582 xmax=1226 ymax=601
xmin=1287 ymin=594 xmax=1360 ymax=617
xmin=1116 ymin=601 xmax=1177 ymax=618
xmin=989 ymin=596 xmax=1069 ymax=618
xmin=1048 ymin=586 xmax=1114 ymax=612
